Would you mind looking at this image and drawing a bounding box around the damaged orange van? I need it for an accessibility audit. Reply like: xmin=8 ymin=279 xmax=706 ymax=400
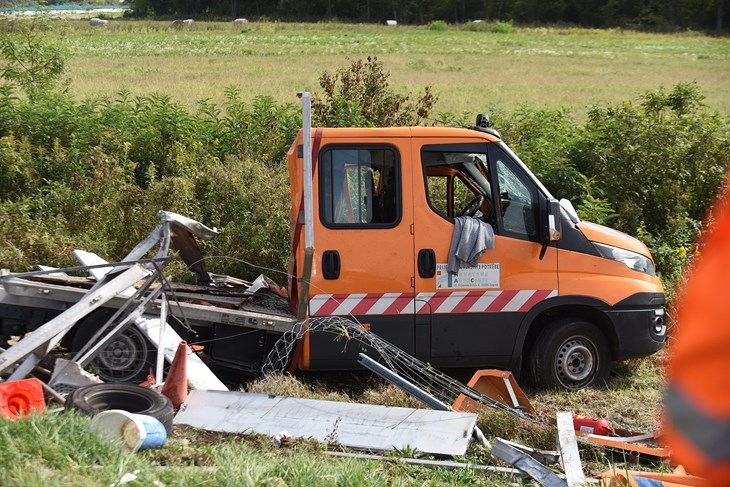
xmin=287 ymin=115 xmax=666 ymax=390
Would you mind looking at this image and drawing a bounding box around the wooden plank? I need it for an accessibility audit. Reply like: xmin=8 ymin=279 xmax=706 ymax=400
xmin=556 ymin=411 xmax=586 ymax=487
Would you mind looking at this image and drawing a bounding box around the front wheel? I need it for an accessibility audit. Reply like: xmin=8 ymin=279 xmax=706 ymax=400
xmin=529 ymin=319 xmax=610 ymax=390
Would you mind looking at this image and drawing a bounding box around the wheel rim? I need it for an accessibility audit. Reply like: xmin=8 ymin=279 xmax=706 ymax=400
xmin=555 ymin=336 xmax=597 ymax=389
xmin=93 ymin=327 xmax=149 ymax=382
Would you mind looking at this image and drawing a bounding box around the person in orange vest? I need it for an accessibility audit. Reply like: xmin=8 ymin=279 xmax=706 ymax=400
xmin=664 ymin=187 xmax=730 ymax=486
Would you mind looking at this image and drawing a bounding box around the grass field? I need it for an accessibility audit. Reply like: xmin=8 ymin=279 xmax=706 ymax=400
xmin=55 ymin=20 xmax=730 ymax=116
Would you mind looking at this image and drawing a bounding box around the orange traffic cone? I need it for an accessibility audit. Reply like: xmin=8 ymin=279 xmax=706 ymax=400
xmin=0 ymin=378 xmax=46 ymax=420
xmin=160 ymin=341 xmax=188 ymax=411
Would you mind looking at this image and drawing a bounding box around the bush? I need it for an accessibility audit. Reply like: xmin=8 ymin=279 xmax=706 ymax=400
xmin=0 ymin=15 xmax=68 ymax=98
xmin=312 ymin=56 xmax=437 ymax=127
xmin=191 ymin=154 xmax=291 ymax=280
xmin=491 ymin=20 xmax=516 ymax=34
xmin=462 ymin=20 xmax=490 ymax=32
xmin=0 ymin=42 xmax=727 ymax=304
xmin=492 ymin=104 xmax=590 ymax=203
xmin=567 ymin=83 xmax=729 ymax=286
xmin=0 ymin=86 xmax=297 ymax=281
xmin=427 ymin=20 xmax=448 ymax=31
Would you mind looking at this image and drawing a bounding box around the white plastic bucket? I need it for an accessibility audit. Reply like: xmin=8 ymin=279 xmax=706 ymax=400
xmin=89 ymin=409 xmax=167 ymax=451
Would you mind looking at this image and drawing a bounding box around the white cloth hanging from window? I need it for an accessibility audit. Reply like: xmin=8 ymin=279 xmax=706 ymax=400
xmin=447 ymin=216 xmax=495 ymax=274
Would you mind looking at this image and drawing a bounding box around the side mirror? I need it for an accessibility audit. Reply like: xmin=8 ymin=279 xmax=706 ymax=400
xmin=546 ymin=198 xmax=562 ymax=242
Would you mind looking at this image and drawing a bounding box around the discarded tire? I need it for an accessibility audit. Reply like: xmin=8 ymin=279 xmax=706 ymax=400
xmin=66 ymin=383 xmax=174 ymax=432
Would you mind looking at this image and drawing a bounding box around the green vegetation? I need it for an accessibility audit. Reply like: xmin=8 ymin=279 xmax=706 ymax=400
xmin=490 ymin=82 xmax=729 ymax=300
xmin=0 ymin=410 xmax=149 ymax=485
xmin=0 ymin=87 xmax=297 ymax=279
xmin=312 ymin=56 xmax=437 ymax=127
xmin=489 ymin=20 xmax=516 ymax=34
xmin=427 ymin=20 xmax=449 ymax=31
xmin=1 ymin=410 xmax=501 ymax=486
xmin=0 ymin=15 xmax=68 ymax=98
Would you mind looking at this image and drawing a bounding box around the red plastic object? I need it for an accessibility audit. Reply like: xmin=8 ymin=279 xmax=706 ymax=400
xmin=0 ymin=378 xmax=46 ymax=421
xmin=139 ymin=368 xmax=156 ymax=388
xmin=573 ymin=414 xmax=615 ymax=436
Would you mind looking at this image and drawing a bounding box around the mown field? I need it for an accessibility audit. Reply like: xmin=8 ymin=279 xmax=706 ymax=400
xmin=56 ymin=20 xmax=730 ymax=116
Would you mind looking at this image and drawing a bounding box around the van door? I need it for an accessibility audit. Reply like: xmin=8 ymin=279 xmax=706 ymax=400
xmin=307 ymin=140 xmax=416 ymax=368
xmin=412 ymin=139 xmax=558 ymax=369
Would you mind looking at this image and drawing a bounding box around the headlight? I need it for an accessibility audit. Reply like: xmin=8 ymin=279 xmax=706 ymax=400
xmin=592 ymin=242 xmax=656 ymax=276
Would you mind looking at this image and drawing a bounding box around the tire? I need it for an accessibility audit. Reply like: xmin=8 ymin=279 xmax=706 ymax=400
xmin=529 ymin=318 xmax=610 ymax=390
xmin=71 ymin=310 xmax=154 ymax=383
xmin=65 ymin=383 xmax=174 ymax=432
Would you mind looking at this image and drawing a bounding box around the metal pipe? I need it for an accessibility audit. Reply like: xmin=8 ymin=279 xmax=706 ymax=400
xmin=358 ymin=353 xmax=450 ymax=410
xmin=358 ymin=353 xmax=491 ymax=450
xmin=156 ymin=291 xmax=168 ymax=384
xmin=297 ymin=91 xmax=315 ymax=320
xmin=301 ymin=92 xmax=314 ymax=252
xmin=327 ymin=451 xmax=523 ymax=475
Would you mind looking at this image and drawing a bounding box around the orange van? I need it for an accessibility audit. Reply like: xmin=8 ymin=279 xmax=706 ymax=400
xmin=287 ymin=118 xmax=666 ymax=390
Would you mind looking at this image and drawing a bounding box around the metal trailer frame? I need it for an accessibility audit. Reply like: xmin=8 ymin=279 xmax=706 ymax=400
xmin=0 ymin=264 xmax=149 ymax=379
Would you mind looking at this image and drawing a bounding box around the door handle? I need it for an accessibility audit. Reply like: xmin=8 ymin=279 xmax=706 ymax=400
xmin=322 ymin=250 xmax=340 ymax=280
xmin=418 ymin=249 xmax=436 ymax=278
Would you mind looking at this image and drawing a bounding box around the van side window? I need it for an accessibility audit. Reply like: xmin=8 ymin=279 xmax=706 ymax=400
xmin=426 ymin=175 xmax=449 ymax=217
xmin=320 ymin=146 xmax=400 ymax=227
xmin=453 ymin=177 xmax=475 ymax=216
xmin=422 ymin=148 xmax=493 ymax=221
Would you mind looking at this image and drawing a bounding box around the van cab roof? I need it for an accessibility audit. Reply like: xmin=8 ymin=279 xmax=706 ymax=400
xmin=307 ymin=126 xmax=501 ymax=143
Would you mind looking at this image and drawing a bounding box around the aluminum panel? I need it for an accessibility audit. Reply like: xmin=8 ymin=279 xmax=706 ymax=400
xmin=175 ymin=390 xmax=477 ymax=456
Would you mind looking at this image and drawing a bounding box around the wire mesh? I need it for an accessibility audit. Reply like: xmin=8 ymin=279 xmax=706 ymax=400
xmin=262 ymin=316 xmax=531 ymax=420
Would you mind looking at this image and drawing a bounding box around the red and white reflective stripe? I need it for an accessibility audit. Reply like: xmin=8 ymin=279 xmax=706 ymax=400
xmin=309 ymin=289 xmax=557 ymax=316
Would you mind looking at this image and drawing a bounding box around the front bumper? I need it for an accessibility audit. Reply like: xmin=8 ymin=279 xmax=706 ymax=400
xmin=605 ymin=292 xmax=666 ymax=360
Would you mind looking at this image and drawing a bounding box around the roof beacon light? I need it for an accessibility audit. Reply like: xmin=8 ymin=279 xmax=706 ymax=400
xmin=471 ymin=114 xmax=501 ymax=139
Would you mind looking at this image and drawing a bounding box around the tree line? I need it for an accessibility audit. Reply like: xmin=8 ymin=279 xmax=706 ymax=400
xmin=125 ymin=0 xmax=727 ymax=31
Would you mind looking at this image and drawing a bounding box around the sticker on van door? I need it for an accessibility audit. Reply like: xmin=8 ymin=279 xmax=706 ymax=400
xmin=435 ymin=263 xmax=500 ymax=289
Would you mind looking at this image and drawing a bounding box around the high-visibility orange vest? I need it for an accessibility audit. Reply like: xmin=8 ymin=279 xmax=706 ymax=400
xmin=665 ymin=188 xmax=730 ymax=486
